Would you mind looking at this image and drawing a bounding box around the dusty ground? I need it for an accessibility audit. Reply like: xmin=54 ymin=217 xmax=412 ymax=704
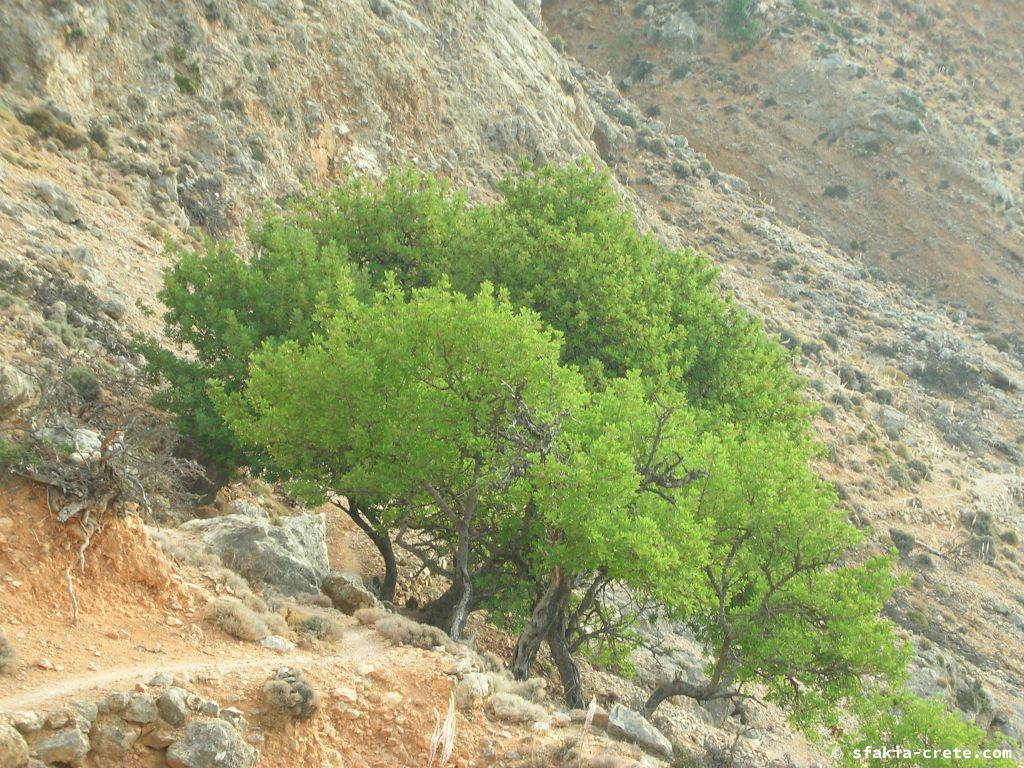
xmin=0 ymin=477 xmax=675 ymax=767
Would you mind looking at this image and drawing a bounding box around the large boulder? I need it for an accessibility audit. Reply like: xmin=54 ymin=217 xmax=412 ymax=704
xmin=33 ymin=728 xmax=90 ymax=766
xmin=0 ymin=722 xmax=30 ymax=768
xmin=181 ymin=511 xmax=329 ymax=597
xmin=166 ymin=719 xmax=257 ymax=768
xmin=321 ymin=571 xmax=379 ymax=614
xmin=606 ymin=704 xmax=673 ymax=758
xmin=0 ymin=364 xmax=37 ymax=417
xmin=89 ymin=716 xmax=140 ymax=766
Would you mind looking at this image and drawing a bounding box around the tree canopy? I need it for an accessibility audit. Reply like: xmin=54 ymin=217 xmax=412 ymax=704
xmin=138 ymin=160 xmax=987 ymax=758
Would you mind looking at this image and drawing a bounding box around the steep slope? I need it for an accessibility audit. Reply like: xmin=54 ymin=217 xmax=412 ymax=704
xmin=0 ymin=0 xmax=1023 ymax=764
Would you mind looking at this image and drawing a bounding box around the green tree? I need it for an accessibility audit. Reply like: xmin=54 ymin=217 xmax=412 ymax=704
xmin=840 ymin=691 xmax=1017 ymax=767
xmin=218 ymin=283 xmax=588 ymax=638
xmin=642 ymin=428 xmax=908 ymax=724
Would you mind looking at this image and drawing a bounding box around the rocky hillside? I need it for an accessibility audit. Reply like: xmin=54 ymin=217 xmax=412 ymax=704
xmin=1 ymin=0 xmax=1023 ymax=765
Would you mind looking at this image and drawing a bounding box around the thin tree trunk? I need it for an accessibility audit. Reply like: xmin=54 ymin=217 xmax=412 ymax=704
xmin=339 ymin=499 xmax=397 ymax=603
xmin=547 ymin=606 xmax=584 ymax=709
xmin=448 ymin=521 xmax=474 ymax=641
xmin=511 ymin=567 xmax=571 ymax=680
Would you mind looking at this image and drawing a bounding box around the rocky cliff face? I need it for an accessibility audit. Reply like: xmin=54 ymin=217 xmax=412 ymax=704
xmin=1 ymin=0 xmax=1023 ymax=764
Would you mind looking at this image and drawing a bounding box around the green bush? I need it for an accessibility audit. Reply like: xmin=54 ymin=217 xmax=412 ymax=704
xmin=721 ymin=0 xmax=760 ymax=42
xmin=65 ymin=366 xmax=102 ymax=404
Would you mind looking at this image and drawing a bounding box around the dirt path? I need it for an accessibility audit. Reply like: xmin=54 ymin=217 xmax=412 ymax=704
xmin=0 ymin=626 xmax=384 ymax=713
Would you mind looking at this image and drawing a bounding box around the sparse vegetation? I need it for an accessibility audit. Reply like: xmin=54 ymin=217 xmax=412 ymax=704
xmin=261 ymin=668 xmax=320 ymax=724
xmin=205 ymin=596 xmax=269 ymax=642
xmin=721 ymin=0 xmax=760 ymax=42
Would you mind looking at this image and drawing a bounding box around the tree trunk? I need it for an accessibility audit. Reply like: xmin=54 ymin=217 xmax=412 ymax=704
xmin=511 ymin=567 xmax=571 ymax=680
xmin=341 ymin=499 xmax=397 ymax=603
xmin=547 ymin=606 xmax=585 ymax=709
xmin=448 ymin=523 xmax=474 ymax=641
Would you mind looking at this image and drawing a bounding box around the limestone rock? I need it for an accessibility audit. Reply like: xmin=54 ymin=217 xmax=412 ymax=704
xmin=166 ymin=719 xmax=258 ymax=768
xmin=0 ymin=364 xmax=37 ymax=416
xmin=157 ymin=687 xmax=190 ymax=726
xmin=0 ymin=722 xmax=30 ymax=768
xmin=606 ymin=704 xmax=673 ymax=758
xmin=181 ymin=512 xmax=329 ymax=596
xmin=89 ymin=716 xmax=140 ymax=765
xmin=33 ymin=728 xmax=90 ymax=766
xmin=320 ymin=571 xmax=378 ymax=614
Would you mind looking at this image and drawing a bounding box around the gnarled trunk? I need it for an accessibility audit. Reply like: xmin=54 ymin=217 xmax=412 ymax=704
xmin=548 ymin=605 xmax=584 ymax=708
xmin=339 ymin=499 xmax=397 ymax=603
xmin=511 ymin=567 xmax=571 ymax=680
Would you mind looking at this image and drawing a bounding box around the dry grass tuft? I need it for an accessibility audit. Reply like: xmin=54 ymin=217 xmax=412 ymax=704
xmin=205 ymin=596 xmax=269 ymax=642
xmin=488 ymin=692 xmax=547 ymax=724
xmin=373 ymin=614 xmax=451 ymax=650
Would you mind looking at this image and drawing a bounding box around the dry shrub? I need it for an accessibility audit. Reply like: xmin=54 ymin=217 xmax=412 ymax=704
xmin=489 ymin=692 xmax=547 ymax=724
xmin=262 ymin=668 xmax=320 ymax=726
xmin=292 ymin=613 xmax=345 ymax=643
xmin=205 ymin=596 xmax=269 ymax=642
xmin=0 ymin=629 xmax=17 ymax=674
xmin=488 ymin=672 xmax=547 ymax=702
xmin=263 ymin=611 xmax=290 ymax=636
xmin=373 ymin=614 xmax=451 ymax=650
xmin=354 ymin=606 xmax=390 ymax=626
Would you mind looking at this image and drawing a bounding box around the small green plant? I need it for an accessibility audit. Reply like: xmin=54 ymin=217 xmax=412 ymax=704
xmin=65 ymin=366 xmax=102 ymax=404
xmin=721 ymin=0 xmax=760 ymax=42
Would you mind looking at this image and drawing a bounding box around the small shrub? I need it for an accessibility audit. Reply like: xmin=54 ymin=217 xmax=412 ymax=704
xmin=262 ymin=668 xmax=320 ymax=725
xmin=888 ymin=463 xmax=913 ymax=489
xmin=354 ymin=606 xmax=390 ymax=625
xmin=64 ymin=366 xmax=101 ymax=404
xmin=292 ymin=612 xmax=345 ymax=643
xmin=0 ymin=629 xmax=17 ymax=674
xmin=205 ymin=596 xmax=269 ymax=641
xmin=488 ymin=692 xmax=547 ymax=723
xmin=824 ymin=184 xmax=849 ymax=200
xmin=906 ymin=459 xmax=930 ymax=483
xmin=721 ymin=0 xmax=760 ymax=42
xmin=373 ymin=614 xmax=451 ymax=651
xmin=19 ymin=107 xmax=88 ymax=149
xmin=488 ymin=673 xmax=547 ymax=703
xmin=999 ymin=530 xmax=1020 ymax=546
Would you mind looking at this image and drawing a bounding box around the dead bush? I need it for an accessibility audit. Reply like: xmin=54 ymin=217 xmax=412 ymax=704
xmin=292 ymin=613 xmax=345 ymax=643
xmin=489 ymin=692 xmax=547 ymax=723
xmin=205 ymin=596 xmax=269 ymax=642
xmin=488 ymin=672 xmax=547 ymax=702
xmin=0 ymin=629 xmax=17 ymax=674
xmin=373 ymin=614 xmax=451 ymax=650
xmin=354 ymin=606 xmax=390 ymax=626
xmin=262 ymin=668 xmax=320 ymax=726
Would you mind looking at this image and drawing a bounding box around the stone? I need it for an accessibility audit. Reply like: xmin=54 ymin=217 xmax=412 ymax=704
xmin=261 ymin=635 xmax=296 ymax=653
xmin=124 ymin=693 xmax=159 ymax=723
xmin=158 ymin=687 xmax=190 ymax=726
xmin=150 ymin=672 xmax=175 ymax=687
xmin=320 ymin=571 xmax=379 ymax=614
xmin=166 ymin=718 xmax=258 ymax=768
xmin=89 ymin=716 xmax=139 ymax=765
xmin=68 ymin=700 xmax=98 ymax=724
xmin=0 ymin=364 xmax=37 ymax=416
xmin=0 ymin=722 xmax=30 ymax=768
xmin=219 ymin=707 xmax=246 ymax=729
xmin=100 ymin=299 xmax=127 ymax=320
xmin=33 ymin=728 xmax=90 ymax=766
xmin=31 ymin=180 xmax=79 ymax=223
xmin=10 ymin=712 xmax=43 ymax=734
xmin=106 ymin=692 xmax=130 ymax=713
xmin=139 ymin=723 xmax=179 ymax=749
xmin=606 ymin=704 xmax=673 ymax=758
xmin=180 ymin=512 xmax=329 ymax=597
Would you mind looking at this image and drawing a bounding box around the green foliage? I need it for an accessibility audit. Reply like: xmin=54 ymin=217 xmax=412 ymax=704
xmin=136 ymin=232 xmax=356 ymax=473
xmin=721 ymin=0 xmax=761 ymax=42
xmin=678 ymin=428 xmax=908 ymax=723
xmin=840 ymin=691 xmax=1017 ymax=767
xmin=64 ymin=366 xmax=102 ymax=404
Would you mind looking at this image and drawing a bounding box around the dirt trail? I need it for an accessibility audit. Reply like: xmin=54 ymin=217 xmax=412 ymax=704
xmin=0 ymin=626 xmax=385 ymax=713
